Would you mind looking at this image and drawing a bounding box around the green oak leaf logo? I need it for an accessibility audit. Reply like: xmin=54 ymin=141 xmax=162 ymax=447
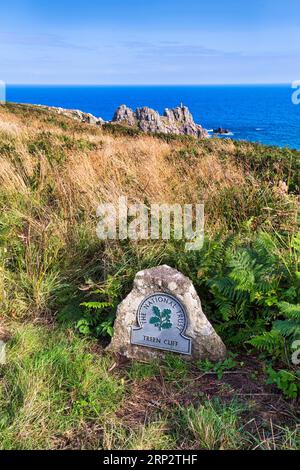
xmin=149 ymin=306 xmax=172 ymax=331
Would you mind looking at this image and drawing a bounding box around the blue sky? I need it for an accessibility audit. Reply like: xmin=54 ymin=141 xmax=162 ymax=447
xmin=0 ymin=0 xmax=299 ymax=84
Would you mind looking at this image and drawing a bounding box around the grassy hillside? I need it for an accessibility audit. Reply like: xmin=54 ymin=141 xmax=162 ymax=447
xmin=0 ymin=103 xmax=299 ymax=449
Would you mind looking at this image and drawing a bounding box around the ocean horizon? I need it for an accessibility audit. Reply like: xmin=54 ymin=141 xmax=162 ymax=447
xmin=6 ymin=84 xmax=300 ymax=150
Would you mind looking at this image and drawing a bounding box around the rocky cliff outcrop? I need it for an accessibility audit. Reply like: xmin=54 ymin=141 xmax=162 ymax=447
xmin=112 ymin=104 xmax=208 ymax=138
xmin=112 ymin=104 xmax=136 ymax=126
xmin=35 ymin=102 xmax=207 ymax=138
xmin=37 ymin=105 xmax=105 ymax=125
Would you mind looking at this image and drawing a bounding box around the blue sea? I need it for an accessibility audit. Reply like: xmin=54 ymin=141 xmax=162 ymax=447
xmin=6 ymin=84 xmax=300 ymax=150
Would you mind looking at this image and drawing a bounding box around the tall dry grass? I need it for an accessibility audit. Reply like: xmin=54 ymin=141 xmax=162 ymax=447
xmin=0 ymin=104 xmax=248 ymax=220
xmin=0 ymin=103 xmax=298 ymax=320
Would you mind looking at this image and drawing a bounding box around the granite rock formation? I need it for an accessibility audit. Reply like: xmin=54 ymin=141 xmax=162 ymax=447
xmin=112 ymin=104 xmax=208 ymax=138
xmin=36 ymin=102 xmax=208 ymax=138
xmin=37 ymin=105 xmax=105 ymax=125
xmin=213 ymin=127 xmax=230 ymax=135
xmin=107 ymin=265 xmax=226 ymax=361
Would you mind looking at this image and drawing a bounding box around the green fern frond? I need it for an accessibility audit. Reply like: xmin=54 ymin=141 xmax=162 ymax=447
xmin=235 ymin=299 xmax=249 ymax=320
xmin=209 ymin=277 xmax=237 ymax=300
xmin=248 ymin=330 xmax=284 ymax=355
xmin=254 ymin=232 xmax=275 ymax=250
xmin=228 ymin=250 xmax=256 ymax=292
xmin=80 ymin=301 xmax=113 ymax=310
xmin=215 ymin=298 xmax=234 ymax=321
xmin=278 ymin=301 xmax=300 ymax=319
xmin=273 ymin=320 xmax=300 ymax=339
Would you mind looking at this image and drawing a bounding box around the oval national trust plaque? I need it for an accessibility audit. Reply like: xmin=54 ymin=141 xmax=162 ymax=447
xmin=131 ymin=293 xmax=192 ymax=355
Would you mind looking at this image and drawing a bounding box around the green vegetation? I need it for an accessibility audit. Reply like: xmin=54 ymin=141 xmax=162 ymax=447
xmin=77 ymin=276 xmax=121 ymax=337
xmin=266 ymin=368 xmax=300 ymax=399
xmin=0 ymin=325 xmax=124 ymax=449
xmin=0 ymin=103 xmax=299 ymax=449
xmin=177 ymin=399 xmax=246 ymax=450
xmin=102 ymin=122 xmax=142 ymax=137
xmin=197 ymin=356 xmax=239 ymax=380
xmin=1 ymin=324 xmax=299 ymax=450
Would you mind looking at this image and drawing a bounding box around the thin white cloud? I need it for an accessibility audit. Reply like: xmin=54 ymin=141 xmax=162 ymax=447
xmin=0 ymin=31 xmax=95 ymax=51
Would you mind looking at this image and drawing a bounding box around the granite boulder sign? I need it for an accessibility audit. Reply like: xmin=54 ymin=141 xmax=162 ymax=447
xmin=107 ymin=265 xmax=226 ymax=361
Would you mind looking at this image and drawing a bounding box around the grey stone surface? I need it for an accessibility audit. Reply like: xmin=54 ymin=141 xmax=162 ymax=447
xmin=112 ymin=104 xmax=208 ymax=138
xmin=107 ymin=265 xmax=226 ymax=361
xmin=36 ymin=105 xmax=105 ymax=125
xmin=112 ymin=104 xmax=136 ymax=126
